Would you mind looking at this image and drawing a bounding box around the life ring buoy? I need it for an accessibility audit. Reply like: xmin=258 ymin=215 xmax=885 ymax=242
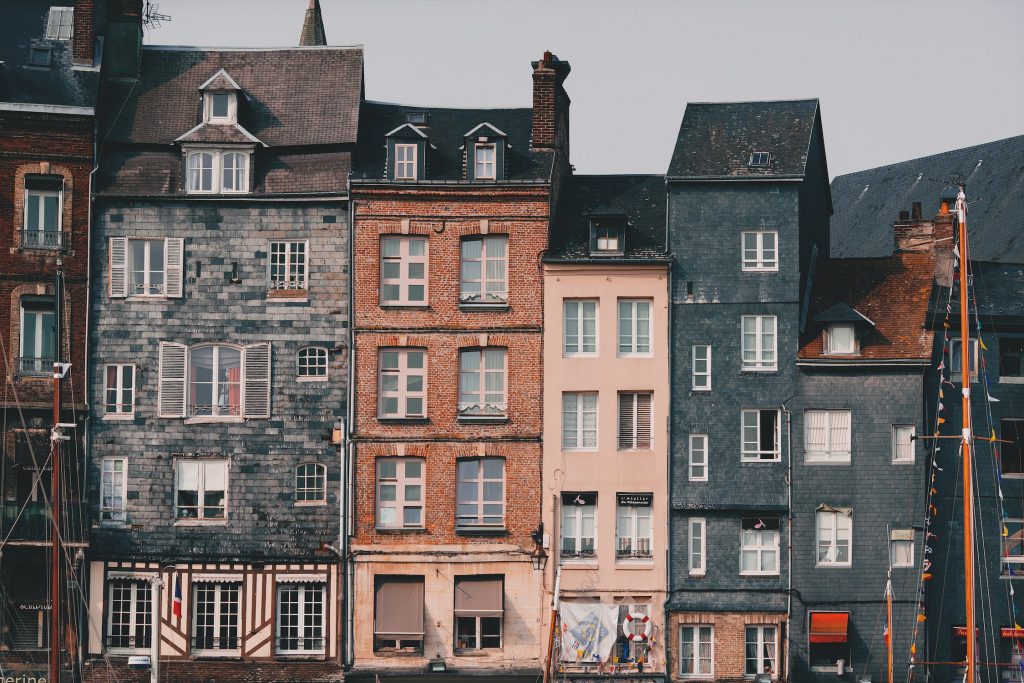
xmin=622 ymin=612 xmax=652 ymax=641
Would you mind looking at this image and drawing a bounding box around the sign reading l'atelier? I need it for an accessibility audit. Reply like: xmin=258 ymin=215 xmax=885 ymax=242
xmin=617 ymin=493 xmax=653 ymax=507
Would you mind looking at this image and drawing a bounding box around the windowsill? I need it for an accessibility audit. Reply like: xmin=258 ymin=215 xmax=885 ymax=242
xmin=296 ymin=376 xmax=329 ymax=383
xmin=741 ymin=368 xmax=779 ymax=373
xmin=691 ymin=388 xmax=711 ymax=393
xmin=811 ymin=666 xmax=848 ymax=673
xmin=275 ymin=652 xmax=326 ymax=660
xmin=295 ymin=500 xmax=327 ymax=507
xmin=375 ymin=527 xmax=428 ymax=534
xmin=688 ymin=570 xmax=706 ymax=578
xmin=192 ymin=651 xmax=242 ymax=659
xmin=183 ymin=416 xmax=244 ymax=425
xmin=379 ymin=303 xmax=430 ymax=310
xmin=457 ymin=415 xmax=509 ymax=425
xmin=1002 ymin=473 xmax=1024 ymax=479
xmin=98 ymin=521 xmax=129 ymax=529
xmin=563 ymin=448 xmax=599 ymax=454
xmin=106 ymin=648 xmax=150 ymax=656
xmin=267 ymin=291 xmax=309 ymax=303
xmin=102 ymin=413 xmax=136 ymax=421
xmin=741 ymin=267 xmax=780 ymax=273
xmin=740 ymin=457 xmax=782 ymax=464
xmin=615 ymin=561 xmax=654 ymax=570
xmin=378 ymin=416 xmax=430 ymax=425
xmin=460 ymin=303 xmax=509 ymax=312
xmin=815 ymin=563 xmax=852 ymax=569
xmin=804 ymin=459 xmax=852 ymax=466
xmin=173 ymin=519 xmax=227 ymax=527
xmin=127 ymin=295 xmax=169 ymax=302
xmin=739 ymin=572 xmax=781 ymax=578
xmin=618 ymin=448 xmax=655 ymax=454
xmin=1001 ymin=377 xmax=1024 ymax=384
xmin=617 ymin=353 xmax=654 ymax=359
xmin=373 ymin=649 xmax=425 ymax=657
xmin=455 ymin=526 xmax=508 ymax=537
xmin=689 ymin=478 xmax=708 ymax=483
xmin=563 ymin=353 xmax=599 ymax=359
xmin=891 ymin=459 xmax=915 ymax=466
xmin=454 ymin=649 xmax=498 ymax=657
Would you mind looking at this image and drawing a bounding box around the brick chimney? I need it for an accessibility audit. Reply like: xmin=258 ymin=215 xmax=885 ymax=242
xmin=531 ymin=51 xmax=571 ymax=153
xmin=299 ymin=0 xmax=327 ymax=47
xmin=894 ymin=205 xmax=955 ymax=286
xmin=73 ymin=0 xmax=95 ymax=66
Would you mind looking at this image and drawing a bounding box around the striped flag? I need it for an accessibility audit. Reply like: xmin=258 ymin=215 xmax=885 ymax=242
xmin=172 ymin=575 xmax=182 ymax=618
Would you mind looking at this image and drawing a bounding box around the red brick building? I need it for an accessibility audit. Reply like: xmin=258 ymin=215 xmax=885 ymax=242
xmin=347 ymin=53 xmax=570 ymax=678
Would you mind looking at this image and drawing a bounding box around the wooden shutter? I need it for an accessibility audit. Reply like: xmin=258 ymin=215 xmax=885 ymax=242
xmin=164 ymin=238 xmax=184 ymax=298
xmin=157 ymin=342 xmax=187 ymax=418
xmin=243 ymin=343 xmax=271 ymax=418
xmin=635 ymin=393 xmax=652 ymax=448
xmin=109 ymin=237 xmax=128 ymax=298
xmin=618 ymin=393 xmax=635 ymax=449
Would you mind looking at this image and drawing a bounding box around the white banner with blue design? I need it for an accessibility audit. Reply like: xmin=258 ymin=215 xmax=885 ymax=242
xmin=559 ymin=601 xmax=618 ymax=663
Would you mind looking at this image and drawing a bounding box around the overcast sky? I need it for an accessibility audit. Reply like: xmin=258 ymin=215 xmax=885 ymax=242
xmin=145 ymin=0 xmax=1024 ymax=179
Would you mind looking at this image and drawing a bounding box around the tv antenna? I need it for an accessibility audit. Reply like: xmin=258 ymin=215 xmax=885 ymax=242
xmin=143 ymin=1 xmax=172 ymax=29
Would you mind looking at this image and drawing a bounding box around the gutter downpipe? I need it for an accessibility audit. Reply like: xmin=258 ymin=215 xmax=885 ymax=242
xmin=343 ymin=193 xmax=356 ymax=669
xmin=782 ymin=402 xmax=794 ymax=682
xmin=663 ymin=179 xmax=673 ymax=679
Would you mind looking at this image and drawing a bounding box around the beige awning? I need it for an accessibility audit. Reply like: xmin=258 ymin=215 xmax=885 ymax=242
xmin=816 ymin=504 xmax=852 ymax=516
xmin=374 ymin=577 xmax=424 ymax=638
xmin=891 ymin=529 xmax=914 ymax=541
xmin=454 ymin=577 xmax=503 ymax=617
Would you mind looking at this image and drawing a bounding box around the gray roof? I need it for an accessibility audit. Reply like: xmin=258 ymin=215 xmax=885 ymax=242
xmin=830 ymin=134 xmax=1024 ymax=263
xmin=0 ymin=0 xmax=99 ymax=109
xmin=929 ymin=261 xmax=1024 ymax=326
xmin=667 ymin=99 xmax=819 ymax=179
xmin=353 ymin=101 xmax=554 ymax=182
xmin=546 ymin=174 xmax=668 ymax=262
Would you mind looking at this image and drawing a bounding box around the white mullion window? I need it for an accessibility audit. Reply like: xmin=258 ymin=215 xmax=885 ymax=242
xmin=740 ymin=518 xmax=780 ymax=575
xmin=890 ymin=530 xmax=915 ymax=568
xmin=104 ymin=364 xmax=135 ymax=415
xmin=175 ymin=460 xmax=227 ymax=520
xmin=742 ymin=231 xmax=779 ymax=271
xmin=689 ymin=434 xmax=708 ymax=481
xmin=692 ymin=345 xmax=711 ymax=391
xmin=805 ymin=410 xmax=852 ymax=463
xmin=562 ymin=392 xmax=598 ymax=450
xmin=295 ymin=463 xmax=327 ymax=503
xmin=741 ymin=409 xmax=781 ymax=462
xmin=276 ymin=583 xmax=325 ymax=654
xmin=128 ymin=239 xmax=166 ymax=296
xmin=563 ymin=300 xmax=598 ymax=355
xmin=458 ymin=348 xmax=507 ymax=418
xmin=187 ymin=151 xmax=216 ymax=193
xmin=745 ymin=625 xmax=778 ymax=676
xmin=618 ymin=392 xmax=653 ymax=450
xmin=741 ymin=315 xmax=777 ymax=371
xmin=376 ymin=457 xmax=424 ymax=529
xmin=679 ymin=625 xmax=714 ymax=677
xmin=378 ymin=348 xmax=426 ymax=418
xmin=816 ymin=509 xmax=852 ymax=566
xmin=188 ymin=345 xmax=242 ymax=417
xmin=297 ymin=347 xmax=329 ymax=380
xmin=106 ymin=578 xmax=152 ymax=651
xmin=394 ymin=143 xmax=417 ymax=180
xmin=460 ymin=236 xmax=508 ymax=306
xmin=380 ymin=236 xmax=428 ymax=306
xmin=615 ymin=498 xmax=652 ymax=559
xmin=192 ymin=582 xmax=240 ymax=653
xmin=560 ymin=494 xmax=596 ymax=559
xmin=100 ymin=457 xmax=127 ymax=523
xmin=456 ymin=458 xmax=505 ymax=528
xmin=269 ymin=241 xmax=308 ymax=291
xmin=19 ymin=300 xmax=55 ymax=375
xmin=618 ymin=299 xmax=652 ymax=355
xmin=24 ymin=177 xmax=63 ymax=249
xmin=688 ymin=517 xmax=706 ymax=575
xmin=474 ymin=144 xmax=496 ymax=179
xmin=221 ymin=152 xmax=248 ymax=193
xmin=892 ymin=424 xmax=915 ymax=463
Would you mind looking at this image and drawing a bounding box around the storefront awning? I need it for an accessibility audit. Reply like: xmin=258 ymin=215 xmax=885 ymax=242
xmin=809 ymin=612 xmax=849 ymax=643
xmin=374 ymin=577 xmax=425 ymax=638
xmin=1002 ymin=627 xmax=1024 ymax=639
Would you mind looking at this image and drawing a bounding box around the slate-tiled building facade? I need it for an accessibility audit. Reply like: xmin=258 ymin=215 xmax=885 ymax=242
xmin=82 ymin=11 xmax=358 ymax=681
xmin=345 ymin=53 xmax=570 ymax=678
xmin=665 ymin=100 xmax=832 ymax=682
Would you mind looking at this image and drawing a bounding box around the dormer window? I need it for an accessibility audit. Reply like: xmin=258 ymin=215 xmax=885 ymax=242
xmin=406 ymin=111 xmax=428 ymax=126
xmin=749 ymin=152 xmax=771 ymax=167
xmin=826 ymin=323 xmax=856 ymax=355
xmin=474 ymin=144 xmax=496 ymax=180
xmin=463 ymin=124 xmax=507 ymax=181
xmin=815 ymin=303 xmax=873 ymax=357
xmin=590 ymin=218 xmax=625 ymax=256
xmin=187 ymin=150 xmax=249 ymax=194
xmin=395 ymin=144 xmax=418 ymax=181
xmin=204 ymin=92 xmax=237 ymax=124
xmin=211 ymin=94 xmax=230 ymax=120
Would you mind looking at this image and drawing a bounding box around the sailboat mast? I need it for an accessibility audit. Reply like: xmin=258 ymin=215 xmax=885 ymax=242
xmin=956 ymin=186 xmax=976 ymax=683
xmin=886 ymin=579 xmax=894 ymax=683
xmin=49 ymin=264 xmax=63 ymax=683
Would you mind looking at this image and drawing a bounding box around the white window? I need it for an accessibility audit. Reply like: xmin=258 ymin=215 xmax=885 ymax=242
xmin=742 ymin=409 xmax=781 ymax=462
xmin=19 ymin=299 xmax=55 ymax=375
xmin=106 ymin=578 xmax=151 ymax=651
xmin=474 ymin=144 xmax=496 ymax=179
xmin=816 ymin=508 xmax=852 ymax=566
xmin=745 ymin=625 xmax=778 ymax=677
xmin=456 ymin=458 xmax=504 ymax=528
xmin=688 ymin=517 xmax=706 ymax=575
xmin=297 ymin=347 xmax=328 ymax=380
xmin=679 ymin=625 xmax=713 ymax=677
xmin=458 ymin=348 xmax=507 ymax=418
xmin=376 ymin=457 xmax=424 ymax=529
xmin=104 ymin=364 xmax=135 ymax=415
xmin=1002 ymin=520 xmax=1024 ymax=575
xmin=826 ymin=323 xmax=856 ymax=355
xmin=192 ymin=582 xmax=240 ymax=653
xmin=100 ymin=458 xmax=127 ymax=523
xmin=269 ymin=241 xmax=307 ymax=291
xmin=221 ymin=151 xmax=247 ymax=192
xmin=187 ymin=150 xmax=249 ymax=194
xmin=110 ymin=237 xmax=183 ymax=299
xmin=692 ymin=345 xmax=711 ymax=391
xmin=804 ymin=410 xmax=852 ymax=463
xmin=128 ymin=239 xmax=166 ymax=296
xmin=892 ymin=425 xmax=915 ymax=463
xmin=618 ymin=299 xmax=652 ymax=355
xmin=46 ymin=7 xmax=74 ymax=40
xmin=157 ymin=342 xmax=269 ymax=419
xmin=561 ymin=493 xmax=596 ymax=559
xmin=380 ymin=236 xmax=427 ymax=306
xmin=378 ymin=348 xmax=426 ymax=418
xmin=618 ymin=392 xmax=653 ymax=450
xmin=890 ymin=530 xmax=914 ymax=568
xmin=740 ymin=518 xmax=780 ymax=575
xmin=593 ymin=221 xmax=623 ymax=253
xmin=460 ymin=236 xmax=508 ymax=306
xmin=394 ymin=143 xmax=417 ymax=180
xmin=23 ymin=176 xmax=63 ymax=249
xmin=689 ymin=434 xmax=708 ymax=482
xmin=616 ymin=495 xmax=652 ymax=559
xmin=276 ymin=583 xmax=325 ymax=654
xmin=950 ymin=338 xmax=979 ymax=382
xmin=187 ymin=151 xmax=215 ymax=192
xmin=742 ymin=315 xmax=777 ymax=371
xmin=742 ymin=231 xmax=778 ymax=271
xmin=563 ymin=300 xmax=598 ymax=355
xmin=562 ymin=392 xmax=598 ymax=450
xmin=175 ymin=460 xmax=227 ymax=520
xmin=295 ymin=463 xmax=326 ymax=504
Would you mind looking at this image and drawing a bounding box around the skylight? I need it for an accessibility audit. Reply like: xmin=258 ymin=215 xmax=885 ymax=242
xmin=406 ymin=111 xmax=428 ymax=126
xmin=46 ymin=7 xmax=74 ymax=41
xmin=749 ymin=152 xmax=771 ymax=167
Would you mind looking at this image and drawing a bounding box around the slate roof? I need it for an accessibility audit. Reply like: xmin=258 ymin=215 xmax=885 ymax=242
xmin=928 ymin=261 xmax=1024 ymax=326
xmin=798 ymin=252 xmax=935 ymax=361
xmin=353 ymin=101 xmax=554 ymax=182
xmin=830 ymin=134 xmax=1024 ymax=263
xmin=546 ymin=174 xmax=669 ymax=263
xmin=667 ymin=99 xmax=819 ymax=179
xmin=0 ymin=0 xmax=99 ymax=109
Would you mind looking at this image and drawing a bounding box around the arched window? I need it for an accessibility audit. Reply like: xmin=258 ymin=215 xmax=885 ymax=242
xmin=295 ymin=463 xmax=327 ymax=503
xmin=297 ymin=347 xmax=328 ymax=380
xmin=188 ymin=152 xmax=214 ymax=192
xmin=222 ymin=152 xmax=247 ymax=193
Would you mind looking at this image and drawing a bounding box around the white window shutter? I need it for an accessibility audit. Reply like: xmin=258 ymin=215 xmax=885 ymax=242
xmin=157 ymin=342 xmax=187 ymax=418
xmin=243 ymin=343 xmax=271 ymax=418
xmin=164 ymin=238 xmax=185 ymax=298
xmin=636 ymin=393 xmax=652 ymax=448
xmin=109 ymin=237 xmax=128 ymax=298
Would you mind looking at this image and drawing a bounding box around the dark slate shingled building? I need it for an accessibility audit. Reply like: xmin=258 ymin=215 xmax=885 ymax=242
xmin=666 ymin=99 xmax=832 ymax=682
xmin=83 ymin=12 xmax=359 ymax=682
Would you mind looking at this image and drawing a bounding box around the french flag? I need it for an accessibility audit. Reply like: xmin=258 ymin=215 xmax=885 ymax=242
xmin=172 ymin=575 xmax=182 ymax=618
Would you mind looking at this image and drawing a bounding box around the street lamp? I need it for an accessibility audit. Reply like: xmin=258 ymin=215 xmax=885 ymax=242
xmin=530 ymin=524 xmax=548 ymax=571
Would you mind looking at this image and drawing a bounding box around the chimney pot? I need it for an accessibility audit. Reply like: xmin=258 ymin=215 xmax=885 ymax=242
xmin=911 ymin=202 xmax=922 ymax=220
xmin=940 ymin=201 xmax=949 ymax=215
xmin=899 ymin=209 xmax=910 ymax=222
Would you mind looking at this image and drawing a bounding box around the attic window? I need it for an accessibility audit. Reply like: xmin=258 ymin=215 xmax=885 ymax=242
xmin=826 ymin=324 xmax=856 ymax=355
xmin=406 ymin=112 xmax=428 ymax=126
xmin=29 ymin=47 xmax=53 ymax=67
xmin=211 ymin=94 xmax=230 ymax=119
xmin=749 ymin=152 xmax=771 ymax=167
xmin=46 ymin=7 xmax=74 ymax=40
xmin=590 ymin=218 xmax=625 ymax=256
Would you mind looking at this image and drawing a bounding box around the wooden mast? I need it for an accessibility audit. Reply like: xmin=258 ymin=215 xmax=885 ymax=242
xmin=49 ymin=264 xmax=63 ymax=683
xmin=956 ymin=186 xmax=977 ymax=683
xmin=886 ymin=578 xmax=894 ymax=683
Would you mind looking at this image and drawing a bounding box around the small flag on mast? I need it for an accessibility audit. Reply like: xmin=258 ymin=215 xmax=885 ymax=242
xmin=172 ymin=574 xmax=182 ymax=617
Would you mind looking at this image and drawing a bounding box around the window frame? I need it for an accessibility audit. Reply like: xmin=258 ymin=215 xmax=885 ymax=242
xmin=591 ymin=219 xmax=624 ymax=255
xmin=474 ymin=143 xmax=497 ymax=180
xmin=1002 ymin=419 xmax=1024 ymax=477
xmin=127 ymin=238 xmax=167 ymax=297
xmin=563 ymin=299 xmax=598 ymax=356
xmin=377 ymin=348 xmax=427 ymax=419
xmin=740 ymin=518 xmax=780 ymax=576
xmin=191 ymin=581 xmax=241 ymax=655
xmin=741 ymin=409 xmax=782 ymax=462
xmin=749 ymin=152 xmax=771 ymax=167
xmin=560 ymin=494 xmax=597 ymax=560
xmin=18 ymin=299 xmax=56 ymax=376
xmin=891 ymin=424 xmax=915 ymax=464
xmin=394 ymin=143 xmax=418 ymax=181
xmin=692 ymin=345 xmax=711 ymax=391
xmin=741 ymin=230 xmax=779 ymax=272
xmin=100 ymin=457 xmax=128 ymax=523
xmin=745 ymin=624 xmax=779 ymax=677
xmin=678 ymin=625 xmax=714 ymax=678
xmin=459 ymin=235 xmax=509 ymax=307
xmin=741 ymin=315 xmax=777 ymax=371
xmin=203 ymin=92 xmax=237 ymax=124
xmin=23 ymin=185 xmax=63 ymax=247
xmin=174 ymin=459 xmax=228 ymax=522
xmin=455 ymin=457 xmax=505 ymax=529
xmin=186 ymin=149 xmax=249 ymax=195
xmin=826 ymin=323 xmax=857 ymax=355
xmin=1001 ymin=518 xmax=1024 ymax=574
xmin=615 ymin=498 xmax=653 ymax=560
xmin=221 ymin=151 xmax=248 ymax=193
xmin=804 ymin=410 xmax=852 ymax=464
xmin=688 ymin=517 xmax=706 ymax=576
xmin=105 ymin=577 xmax=152 ymax=653
xmin=689 ymin=434 xmax=708 ymax=482
xmin=379 ymin=236 xmax=428 ymax=307
xmin=295 ymin=463 xmax=327 ymax=505
xmin=816 ymin=509 xmax=853 ymax=567
xmin=376 ymin=457 xmax=425 ymax=530
xmin=103 ymin=364 xmax=136 ymax=417
xmin=999 ymin=337 xmax=1024 ymax=382
xmin=618 ymin=391 xmax=654 ymax=451
xmin=188 ymin=344 xmax=243 ymax=418
xmin=562 ymin=392 xmax=598 ymax=451
xmin=268 ymin=240 xmax=309 ymax=292
xmin=949 ymin=338 xmax=979 ymax=382
xmin=45 ymin=6 xmax=74 ymax=40
xmin=618 ymin=299 xmax=652 ymax=356
xmin=458 ymin=348 xmax=507 ymax=419
xmin=890 ymin=532 xmax=914 ymax=568
xmin=275 ymin=582 xmax=326 ymax=655
xmin=297 ymin=347 xmax=329 ymax=381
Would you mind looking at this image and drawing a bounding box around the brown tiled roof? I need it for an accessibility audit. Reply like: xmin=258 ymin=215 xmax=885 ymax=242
xmin=174 ymin=122 xmax=263 ymax=145
xmin=798 ymin=252 xmax=935 ymax=361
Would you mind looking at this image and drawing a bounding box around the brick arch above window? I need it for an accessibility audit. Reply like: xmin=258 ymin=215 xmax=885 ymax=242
xmin=12 ymin=162 xmax=74 ymax=251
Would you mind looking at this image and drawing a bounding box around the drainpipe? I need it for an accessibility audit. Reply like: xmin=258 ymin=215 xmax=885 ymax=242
xmin=343 ymin=195 xmax=356 ymax=668
xmin=662 ymin=182 xmax=673 ymax=679
xmin=782 ymin=402 xmax=793 ymax=682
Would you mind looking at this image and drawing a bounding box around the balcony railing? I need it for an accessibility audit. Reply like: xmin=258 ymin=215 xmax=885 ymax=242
xmin=17 ymin=356 xmax=54 ymax=376
xmin=20 ymin=230 xmax=64 ymax=250
xmin=561 ymin=546 xmax=596 ymax=560
xmin=1 ymin=501 xmax=87 ymax=542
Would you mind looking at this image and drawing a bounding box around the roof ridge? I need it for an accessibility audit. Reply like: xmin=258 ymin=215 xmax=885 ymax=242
xmin=364 ymin=99 xmax=530 ymax=112
xmin=143 ymin=44 xmax=363 ymax=52
xmin=832 ymin=132 xmax=1024 ymax=181
xmin=685 ymin=97 xmax=819 ymax=106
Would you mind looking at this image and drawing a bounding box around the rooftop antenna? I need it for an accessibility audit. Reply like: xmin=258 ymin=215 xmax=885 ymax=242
xmin=143 ymin=1 xmax=172 ymax=29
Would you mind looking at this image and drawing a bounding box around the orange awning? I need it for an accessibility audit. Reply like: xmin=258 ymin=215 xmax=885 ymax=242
xmin=810 ymin=612 xmax=849 ymax=643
